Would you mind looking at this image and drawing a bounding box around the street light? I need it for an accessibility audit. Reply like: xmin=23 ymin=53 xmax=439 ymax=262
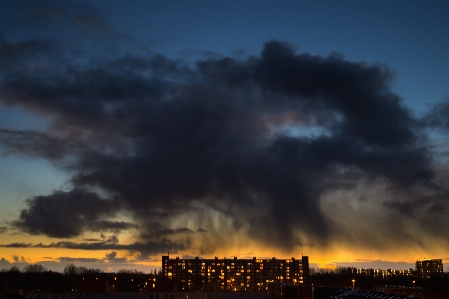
xmin=352 ymin=279 xmax=355 ymax=289
xmin=412 ymin=280 xmax=416 ymax=288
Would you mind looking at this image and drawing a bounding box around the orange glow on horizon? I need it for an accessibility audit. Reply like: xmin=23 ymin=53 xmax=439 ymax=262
xmin=1 ymin=228 xmax=448 ymax=273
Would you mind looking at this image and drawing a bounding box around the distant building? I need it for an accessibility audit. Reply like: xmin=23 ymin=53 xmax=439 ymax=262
xmin=415 ymin=258 xmax=443 ymax=279
xmin=162 ymin=256 xmax=309 ymax=291
xmin=362 ymin=268 xmax=414 ymax=278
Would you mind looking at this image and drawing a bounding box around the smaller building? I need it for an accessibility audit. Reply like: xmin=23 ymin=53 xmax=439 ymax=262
xmin=415 ymin=259 xmax=443 ymax=279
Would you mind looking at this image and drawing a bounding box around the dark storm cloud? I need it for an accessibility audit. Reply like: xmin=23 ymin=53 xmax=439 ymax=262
xmin=1 ymin=22 xmax=448 ymax=253
xmin=11 ymin=188 xmax=132 ymax=238
xmin=198 ymin=41 xmax=417 ymax=148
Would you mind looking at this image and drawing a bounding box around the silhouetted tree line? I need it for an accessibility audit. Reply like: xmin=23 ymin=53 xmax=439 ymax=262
xmin=2 ymin=264 xmax=447 ymax=294
xmin=62 ymin=264 xmax=103 ymax=276
xmin=1 ymin=264 xmax=64 ymax=293
xmin=0 ymin=264 xmax=163 ymax=294
xmin=309 ymin=266 xmax=449 ymax=290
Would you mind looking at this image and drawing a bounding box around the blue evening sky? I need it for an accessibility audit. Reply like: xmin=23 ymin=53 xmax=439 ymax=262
xmin=0 ymin=0 xmax=448 ymax=271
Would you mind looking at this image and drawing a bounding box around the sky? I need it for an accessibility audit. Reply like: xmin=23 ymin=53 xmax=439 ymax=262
xmin=0 ymin=0 xmax=449 ymax=273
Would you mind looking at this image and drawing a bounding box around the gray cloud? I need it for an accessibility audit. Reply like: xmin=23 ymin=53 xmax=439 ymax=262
xmin=58 ymin=257 xmax=104 ymax=263
xmin=105 ymin=251 xmax=127 ymax=263
xmin=13 ymin=255 xmax=27 ymax=263
xmin=10 ymin=188 xmax=132 ymax=238
xmin=422 ymin=97 xmax=449 ymax=130
xmin=0 ymin=239 xmax=188 ymax=257
xmin=0 ymin=258 xmax=11 ymax=266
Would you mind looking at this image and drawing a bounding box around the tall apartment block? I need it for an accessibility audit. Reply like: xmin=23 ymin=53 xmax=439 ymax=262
xmin=415 ymin=258 xmax=443 ymax=279
xmin=162 ymin=255 xmax=309 ymax=292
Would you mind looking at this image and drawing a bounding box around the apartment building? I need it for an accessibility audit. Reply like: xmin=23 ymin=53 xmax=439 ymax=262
xmin=416 ymin=259 xmax=443 ymax=279
xmin=162 ymin=256 xmax=309 ymax=292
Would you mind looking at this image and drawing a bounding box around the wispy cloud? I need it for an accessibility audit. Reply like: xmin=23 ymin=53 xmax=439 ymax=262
xmin=0 ymin=238 xmax=187 ymax=257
